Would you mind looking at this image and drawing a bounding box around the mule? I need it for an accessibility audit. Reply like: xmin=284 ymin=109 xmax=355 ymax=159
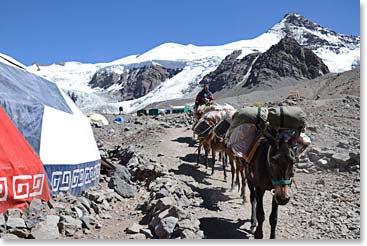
xmin=245 ymin=129 xmax=300 ymax=239
xmin=196 ymin=130 xmax=248 ymax=204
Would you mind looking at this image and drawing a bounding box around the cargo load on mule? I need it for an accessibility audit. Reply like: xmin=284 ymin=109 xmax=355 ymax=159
xmin=225 ymin=106 xmax=310 ymax=163
xmin=225 ymin=107 xmax=268 ymax=159
xmin=267 ymin=106 xmax=309 ymax=157
xmin=267 ymin=106 xmax=306 ymax=129
xmin=230 ymin=106 xmax=268 ymax=130
xmin=213 ymin=118 xmax=231 ymax=139
xmin=193 ymin=118 xmax=214 ymax=138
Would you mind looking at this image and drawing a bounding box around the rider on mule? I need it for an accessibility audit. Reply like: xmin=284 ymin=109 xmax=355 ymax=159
xmin=194 ymin=84 xmax=214 ymax=111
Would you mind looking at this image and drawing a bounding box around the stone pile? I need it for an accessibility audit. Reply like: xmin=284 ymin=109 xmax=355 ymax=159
xmin=125 ymin=173 xmax=204 ymax=239
xmin=0 ymin=183 xmax=124 ymax=239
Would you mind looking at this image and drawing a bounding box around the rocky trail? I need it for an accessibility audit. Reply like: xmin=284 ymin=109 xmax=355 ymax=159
xmin=130 ymin=126 xmax=360 ymax=239
xmin=90 ymin=110 xmax=360 ymax=240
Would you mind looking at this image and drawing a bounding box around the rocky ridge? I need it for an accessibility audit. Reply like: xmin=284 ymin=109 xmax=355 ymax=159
xmin=199 ymin=50 xmax=259 ymax=93
xmin=89 ymin=64 xmax=182 ymax=101
xmin=244 ymin=36 xmax=329 ymax=88
xmin=200 ymin=36 xmax=330 ymax=93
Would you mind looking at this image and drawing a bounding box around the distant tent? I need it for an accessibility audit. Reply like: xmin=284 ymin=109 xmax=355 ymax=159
xmin=0 ymin=107 xmax=50 ymax=213
xmin=89 ymin=113 xmax=109 ymax=126
xmin=114 ymin=116 xmax=125 ymax=123
xmin=0 ymin=55 xmax=101 ymax=196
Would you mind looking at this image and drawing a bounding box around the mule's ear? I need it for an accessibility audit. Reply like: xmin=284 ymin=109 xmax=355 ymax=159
xmin=286 ymin=151 xmax=297 ymax=163
xmin=271 ymin=154 xmax=281 ymax=163
xmin=263 ymin=129 xmax=278 ymax=149
xmin=266 ymin=135 xmax=279 ymax=149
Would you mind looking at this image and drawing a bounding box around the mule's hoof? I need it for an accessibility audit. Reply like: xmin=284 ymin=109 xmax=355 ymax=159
xmin=250 ymin=226 xmax=256 ymax=234
xmin=254 ymin=229 xmax=263 ymax=239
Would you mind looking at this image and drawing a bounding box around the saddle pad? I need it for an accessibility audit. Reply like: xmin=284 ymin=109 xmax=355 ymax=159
xmin=227 ymin=124 xmax=257 ymax=158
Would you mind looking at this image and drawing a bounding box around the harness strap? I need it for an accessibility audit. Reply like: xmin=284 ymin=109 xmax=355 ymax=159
xmin=272 ymin=179 xmax=292 ymax=186
xmin=280 ymin=106 xmax=285 ymax=128
xmin=244 ymin=135 xmax=263 ymax=164
xmin=256 ymin=107 xmax=261 ymax=127
xmin=271 ymin=179 xmax=292 ymax=185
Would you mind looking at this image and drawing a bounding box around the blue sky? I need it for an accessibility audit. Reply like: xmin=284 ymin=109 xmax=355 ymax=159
xmin=0 ymin=0 xmax=360 ymax=65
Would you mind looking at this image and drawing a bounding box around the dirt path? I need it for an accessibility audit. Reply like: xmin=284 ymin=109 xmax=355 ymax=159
xmin=150 ymin=127 xmax=280 ymax=239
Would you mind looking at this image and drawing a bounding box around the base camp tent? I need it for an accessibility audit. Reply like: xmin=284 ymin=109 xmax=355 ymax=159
xmin=0 ymin=54 xmax=101 ymax=199
xmin=88 ymin=113 xmax=109 ymax=126
xmin=0 ymin=107 xmax=50 ymax=213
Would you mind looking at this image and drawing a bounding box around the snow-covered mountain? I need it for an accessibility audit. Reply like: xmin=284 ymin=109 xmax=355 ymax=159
xmin=27 ymin=13 xmax=360 ymax=114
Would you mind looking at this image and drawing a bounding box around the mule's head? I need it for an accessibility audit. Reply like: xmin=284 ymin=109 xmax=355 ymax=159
xmin=266 ymin=132 xmax=298 ymax=205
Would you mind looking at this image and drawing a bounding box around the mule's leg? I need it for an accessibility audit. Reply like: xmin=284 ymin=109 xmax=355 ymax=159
xmin=241 ymin=168 xmax=247 ymax=203
xmin=204 ymin=147 xmax=209 ymax=169
xmin=254 ymin=188 xmax=265 ymax=239
xmin=222 ymin=152 xmax=227 ymax=181
xmin=239 ymin=163 xmax=247 ymax=203
xmin=229 ymin=157 xmax=235 ymax=190
xmin=235 ymin=159 xmax=241 ymax=192
xmin=247 ymin=179 xmax=257 ymax=233
xmin=211 ymin=150 xmax=216 ymax=175
xmin=196 ymin=143 xmax=201 ymax=167
xmin=269 ymin=196 xmax=279 ymax=239
xmin=225 ymin=153 xmax=228 ymax=167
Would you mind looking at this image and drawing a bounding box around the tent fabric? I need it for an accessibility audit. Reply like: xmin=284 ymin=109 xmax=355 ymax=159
xmin=114 ymin=116 xmax=125 ymax=123
xmin=0 ymin=60 xmax=101 ymax=196
xmin=0 ymin=62 xmax=72 ymax=155
xmin=0 ymin=107 xmax=50 ymax=213
xmin=0 ymin=99 xmax=44 ymax=154
xmin=89 ymin=113 xmax=109 ymax=126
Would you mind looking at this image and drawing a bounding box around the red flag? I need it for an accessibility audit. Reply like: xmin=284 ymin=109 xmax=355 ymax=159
xmin=0 ymin=106 xmax=50 ymax=213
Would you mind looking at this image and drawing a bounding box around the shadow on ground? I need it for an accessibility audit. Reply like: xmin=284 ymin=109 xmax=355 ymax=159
xmin=171 ymin=137 xmax=197 ymax=147
xmin=179 ymin=153 xmax=198 ymax=164
xmin=172 ymin=162 xmax=210 ymax=184
xmin=200 ymin=217 xmax=251 ymax=239
xmin=190 ymin=185 xmax=232 ymax=211
xmin=179 ymin=153 xmax=230 ymax=182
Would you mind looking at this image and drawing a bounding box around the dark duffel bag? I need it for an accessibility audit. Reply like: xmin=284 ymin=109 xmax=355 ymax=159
xmin=231 ymin=107 xmax=268 ymax=129
xmin=214 ymin=118 xmax=231 ymax=138
xmin=194 ymin=119 xmax=213 ymax=137
xmin=268 ymin=106 xmax=306 ymax=129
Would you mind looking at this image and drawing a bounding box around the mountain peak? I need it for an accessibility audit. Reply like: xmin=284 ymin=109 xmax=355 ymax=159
xmin=282 ymin=12 xmax=302 ymax=20
xmin=270 ymin=12 xmax=320 ymax=32
xmin=267 ymin=12 xmax=359 ymax=53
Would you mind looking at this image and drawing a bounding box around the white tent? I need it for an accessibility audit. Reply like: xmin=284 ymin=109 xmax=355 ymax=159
xmin=0 ymin=53 xmax=101 ymax=196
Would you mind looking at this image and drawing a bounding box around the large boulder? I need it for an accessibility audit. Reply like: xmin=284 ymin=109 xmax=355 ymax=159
xmin=6 ymin=218 xmax=26 ymax=229
xmin=59 ymin=215 xmax=82 ymax=237
xmin=108 ymin=165 xmax=134 ymax=198
xmin=154 ymin=216 xmax=178 ymax=239
xmin=30 ymin=215 xmax=60 ymax=239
